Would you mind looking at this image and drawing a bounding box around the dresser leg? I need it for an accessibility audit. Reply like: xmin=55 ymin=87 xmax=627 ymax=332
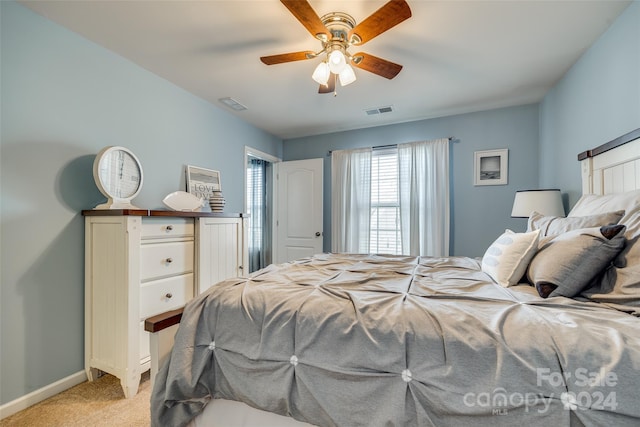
xmin=120 ymin=374 xmax=141 ymax=398
xmin=86 ymin=367 xmax=100 ymax=382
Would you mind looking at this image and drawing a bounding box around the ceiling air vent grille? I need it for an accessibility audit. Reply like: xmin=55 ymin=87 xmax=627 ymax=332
xmin=365 ymin=105 xmax=394 ymax=116
xmin=219 ymin=97 xmax=247 ymax=111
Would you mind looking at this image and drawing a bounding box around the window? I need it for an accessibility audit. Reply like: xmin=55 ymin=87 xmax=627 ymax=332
xmin=246 ymin=157 xmax=265 ymax=272
xmin=246 ymin=153 xmax=276 ymax=273
xmin=332 ymin=138 xmax=449 ymax=256
xmin=370 ymin=148 xmax=401 ymax=254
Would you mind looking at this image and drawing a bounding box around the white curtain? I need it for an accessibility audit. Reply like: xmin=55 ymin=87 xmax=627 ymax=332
xmin=331 ymin=148 xmax=372 ymax=253
xmin=398 ymin=138 xmax=450 ymax=256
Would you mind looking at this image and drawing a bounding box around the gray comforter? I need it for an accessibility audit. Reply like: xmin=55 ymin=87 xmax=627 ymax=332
xmin=151 ymin=253 xmax=640 ymax=427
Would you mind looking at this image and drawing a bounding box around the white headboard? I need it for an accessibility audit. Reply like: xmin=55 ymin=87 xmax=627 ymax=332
xmin=579 ymin=128 xmax=640 ymax=195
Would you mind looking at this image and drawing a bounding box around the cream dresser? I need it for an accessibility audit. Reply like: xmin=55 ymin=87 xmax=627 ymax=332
xmin=83 ymin=209 xmax=247 ymax=397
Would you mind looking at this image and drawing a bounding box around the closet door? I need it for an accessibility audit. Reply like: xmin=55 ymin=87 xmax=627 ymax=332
xmin=274 ymin=158 xmax=323 ymax=264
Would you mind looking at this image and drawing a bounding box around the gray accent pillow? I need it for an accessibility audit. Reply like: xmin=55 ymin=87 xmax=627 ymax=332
xmin=581 ymin=211 xmax=640 ymax=314
xmin=527 ymin=225 xmax=626 ymax=298
xmin=527 ymin=210 xmax=625 ymax=237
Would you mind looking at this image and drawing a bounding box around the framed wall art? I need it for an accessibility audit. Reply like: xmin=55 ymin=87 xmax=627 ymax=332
xmin=186 ymin=165 xmax=222 ymax=200
xmin=474 ymin=149 xmax=508 ymax=186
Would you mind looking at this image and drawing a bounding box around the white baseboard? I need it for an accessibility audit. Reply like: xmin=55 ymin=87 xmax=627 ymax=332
xmin=0 ymin=370 xmax=87 ymax=420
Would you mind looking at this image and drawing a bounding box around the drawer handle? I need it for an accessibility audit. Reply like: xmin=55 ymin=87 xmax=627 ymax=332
xmin=165 ymin=225 xmax=173 ymax=232
xmin=165 ymin=257 xmax=173 ymax=264
xmin=165 ymin=293 xmax=173 ymax=299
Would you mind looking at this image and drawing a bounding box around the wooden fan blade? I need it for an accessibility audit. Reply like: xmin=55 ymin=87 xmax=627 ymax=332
xmin=352 ymin=52 xmax=403 ymax=79
xmin=260 ymin=51 xmax=315 ymax=65
xmin=349 ymin=0 xmax=412 ymax=45
xmin=318 ymin=73 xmax=336 ymax=94
xmin=281 ymin=0 xmax=330 ymax=40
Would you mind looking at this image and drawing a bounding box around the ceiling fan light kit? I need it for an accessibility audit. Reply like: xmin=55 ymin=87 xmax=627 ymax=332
xmin=312 ymin=61 xmax=330 ymax=85
xmin=338 ymin=64 xmax=356 ymax=86
xmin=328 ymin=49 xmax=347 ymax=74
xmin=260 ymin=0 xmax=412 ymax=94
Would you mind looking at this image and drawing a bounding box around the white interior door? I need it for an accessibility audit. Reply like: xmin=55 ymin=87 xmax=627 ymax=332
xmin=274 ymin=158 xmax=323 ymax=264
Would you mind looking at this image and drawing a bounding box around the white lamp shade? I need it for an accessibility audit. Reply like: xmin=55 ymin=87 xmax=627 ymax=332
xmin=511 ymin=189 xmax=565 ymax=218
xmin=338 ymin=64 xmax=356 ymax=86
xmin=312 ymin=62 xmax=330 ymax=85
xmin=328 ymin=50 xmax=347 ymax=74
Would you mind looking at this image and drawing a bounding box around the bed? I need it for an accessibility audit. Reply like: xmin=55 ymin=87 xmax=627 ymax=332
xmin=149 ymin=128 xmax=640 ymax=427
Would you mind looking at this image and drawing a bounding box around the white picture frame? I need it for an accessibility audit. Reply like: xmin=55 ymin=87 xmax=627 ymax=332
xmin=186 ymin=165 xmax=222 ymax=200
xmin=474 ymin=149 xmax=508 ymax=186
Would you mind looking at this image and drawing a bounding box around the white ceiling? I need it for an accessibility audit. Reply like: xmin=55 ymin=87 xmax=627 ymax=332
xmin=22 ymin=0 xmax=631 ymax=139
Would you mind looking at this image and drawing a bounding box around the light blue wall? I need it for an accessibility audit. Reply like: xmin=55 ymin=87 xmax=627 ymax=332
xmin=0 ymin=2 xmax=282 ymax=405
xmin=2 ymin=0 xmax=636 ymax=409
xmin=284 ymin=104 xmax=540 ymax=257
xmin=540 ymin=2 xmax=640 ymax=207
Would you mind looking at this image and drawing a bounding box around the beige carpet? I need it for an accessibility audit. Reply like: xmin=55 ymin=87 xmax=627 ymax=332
xmin=1 ymin=372 xmax=151 ymax=427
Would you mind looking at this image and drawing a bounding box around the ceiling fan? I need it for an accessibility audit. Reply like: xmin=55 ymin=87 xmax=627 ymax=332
xmin=260 ymin=0 xmax=412 ymax=94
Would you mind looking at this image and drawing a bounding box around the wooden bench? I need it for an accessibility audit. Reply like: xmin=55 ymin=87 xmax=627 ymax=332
xmin=144 ymin=308 xmax=184 ymax=389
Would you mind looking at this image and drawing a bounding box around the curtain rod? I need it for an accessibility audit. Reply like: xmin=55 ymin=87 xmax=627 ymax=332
xmin=327 ymin=136 xmax=456 ymax=156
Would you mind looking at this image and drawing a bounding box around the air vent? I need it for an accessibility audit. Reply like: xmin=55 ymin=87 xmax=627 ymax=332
xmin=365 ymin=105 xmax=394 ymax=116
xmin=218 ymin=97 xmax=247 ymax=111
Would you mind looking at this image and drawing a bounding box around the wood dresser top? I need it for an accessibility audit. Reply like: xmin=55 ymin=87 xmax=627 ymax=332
xmin=82 ymin=209 xmax=247 ymax=218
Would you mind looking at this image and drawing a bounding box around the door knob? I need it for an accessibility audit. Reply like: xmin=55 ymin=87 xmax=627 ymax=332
xmin=315 ymin=232 xmax=321 ymax=237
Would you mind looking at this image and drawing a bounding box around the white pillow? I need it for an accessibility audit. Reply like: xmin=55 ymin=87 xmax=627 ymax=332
xmin=569 ymin=189 xmax=640 ymax=223
xmin=527 ymin=210 xmax=624 ymax=237
xmin=482 ymin=229 xmax=540 ymax=287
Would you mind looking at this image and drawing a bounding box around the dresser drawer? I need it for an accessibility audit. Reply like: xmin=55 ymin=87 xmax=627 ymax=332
xmin=140 ymin=241 xmax=194 ymax=281
xmin=141 ymin=217 xmax=194 ymax=239
xmin=140 ymin=273 xmax=194 ymax=319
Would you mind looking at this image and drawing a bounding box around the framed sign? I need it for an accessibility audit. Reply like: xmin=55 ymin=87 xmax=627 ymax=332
xmin=474 ymin=149 xmax=508 ymax=186
xmin=186 ymin=165 xmax=221 ymax=200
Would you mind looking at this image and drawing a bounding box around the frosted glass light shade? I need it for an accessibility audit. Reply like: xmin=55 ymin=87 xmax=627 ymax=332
xmin=511 ymin=189 xmax=565 ymax=218
xmin=328 ymin=50 xmax=347 ymax=74
xmin=312 ymin=62 xmax=330 ymax=85
xmin=338 ymin=64 xmax=356 ymax=86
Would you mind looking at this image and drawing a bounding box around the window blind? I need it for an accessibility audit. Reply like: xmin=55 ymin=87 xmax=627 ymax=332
xmin=370 ymin=147 xmax=401 ymax=254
